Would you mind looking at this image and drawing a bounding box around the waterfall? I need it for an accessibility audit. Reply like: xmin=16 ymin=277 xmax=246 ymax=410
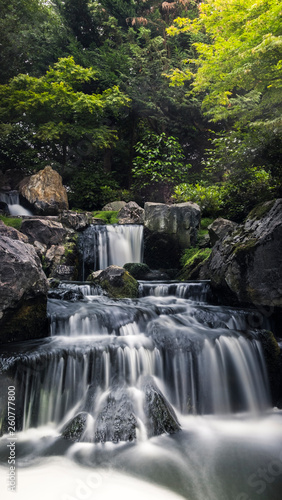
xmin=79 ymin=224 xmax=144 ymax=275
xmin=0 ymin=190 xmax=33 ymax=216
xmin=0 ymin=232 xmax=281 ymax=500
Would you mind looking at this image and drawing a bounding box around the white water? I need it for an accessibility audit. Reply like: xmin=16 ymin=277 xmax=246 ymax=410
xmin=79 ymin=224 xmax=144 ymax=273
xmin=0 ymin=191 xmax=33 ymax=216
xmin=0 ymin=281 xmax=281 ymax=499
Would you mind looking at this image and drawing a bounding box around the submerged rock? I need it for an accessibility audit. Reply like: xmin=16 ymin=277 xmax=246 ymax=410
xmin=0 ymin=223 xmax=49 ymax=343
xmin=141 ymin=376 xmax=181 ymax=437
xmin=19 ymin=166 xmax=68 ymax=215
xmin=95 ymin=393 xmax=137 ymax=443
xmin=62 ymin=412 xmax=89 ymax=442
xmin=48 ymin=286 xmax=84 ymax=301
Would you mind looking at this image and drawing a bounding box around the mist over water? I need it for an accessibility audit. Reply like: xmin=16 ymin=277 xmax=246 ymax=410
xmin=0 ymin=227 xmax=282 ymax=500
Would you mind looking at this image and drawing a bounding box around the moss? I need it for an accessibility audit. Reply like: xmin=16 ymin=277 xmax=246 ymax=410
xmin=0 ymin=297 xmax=48 ymax=343
xmin=100 ymin=270 xmax=139 ymax=299
xmin=233 ymin=238 xmax=258 ymax=257
xmin=247 ymin=199 xmax=276 ymax=221
xmin=0 ymin=215 xmax=22 ymax=230
xmin=179 ymin=248 xmax=212 ymax=280
xmin=92 ymin=211 xmax=119 ymax=224
xmin=123 ymin=263 xmax=150 ymax=279
xmin=200 ymin=217 xmax=214 ymax=230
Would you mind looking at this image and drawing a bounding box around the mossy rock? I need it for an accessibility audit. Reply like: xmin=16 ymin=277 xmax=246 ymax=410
xmin=0 ymin=297 xmax=48 ymax=343
xmin=95 ymin=265 xmax=139 ymax=299
xmin=178 ymin=248 xmax=212 ymax=280
xmin=123 ymin=262 xmax=150 ymax=279
xmin=247 ymin=200 xmax=276 ymax=221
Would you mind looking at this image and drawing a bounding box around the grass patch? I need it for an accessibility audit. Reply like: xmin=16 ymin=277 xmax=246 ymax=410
xmin=181 ymin=247 xmax=212 ymax=268
xmin=92 ymin=211 xmax=119 ymax=224
xmin=0 ymin=215 xmax=22 ymax=230
xmin=200 ymin=218 xmax=214 ymax=230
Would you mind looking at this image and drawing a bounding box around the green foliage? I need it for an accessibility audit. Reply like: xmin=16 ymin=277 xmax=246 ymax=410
xmin=0 ymin=215 xmax=22 ymax=230
xmin=180 ymin=247 xmax=211 ymax=268
xmin=67 ymin=164 xmax=120 ymax=211
xmin=132 ymin=132 xmax=189 ymax=201
xmin=0 ymin=56 xmax=130 ymax=168
xmin=168 ymin=0 xmax=282 ymax=133
xmin=173 ymin=183 xmax=224 ymax=217
xmin=92 ymin=211 xmax=119 ymax=224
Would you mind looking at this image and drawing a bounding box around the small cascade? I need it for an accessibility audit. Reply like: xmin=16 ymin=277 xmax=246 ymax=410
xmin=0 ymin=190 xmax=33 ymax=216
xmin=139 ymin=280 xmax=211 ymax=302
xmin=79 ymin=224 xmax=144 ymax=276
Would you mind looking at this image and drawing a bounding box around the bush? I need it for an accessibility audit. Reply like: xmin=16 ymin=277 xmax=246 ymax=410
xmin=173 ymin=183 xmax=224 ymax=217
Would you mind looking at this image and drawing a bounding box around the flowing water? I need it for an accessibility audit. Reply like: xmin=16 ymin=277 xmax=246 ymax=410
xmin=0 ymin=227 xmax=282 ymax=499
xmin=0 ymin=191 xmax=33 ymax=216
xmin=78 ymin=224 xmax=143 ymax=277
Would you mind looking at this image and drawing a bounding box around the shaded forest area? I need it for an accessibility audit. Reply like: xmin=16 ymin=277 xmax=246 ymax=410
xmin=0 ymin=0 xmax=281 ymax=220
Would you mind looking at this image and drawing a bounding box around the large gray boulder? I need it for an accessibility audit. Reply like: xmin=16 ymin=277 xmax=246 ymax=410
xmin=19 ymin=166 xmax=68 ymax=215
xmin=0 ymin=223 xmax=49 ymax=343
xmin=201 ymin=199 xmax=282 ymax=308
xmin=144 ymin=202 xmax=200 ymax=269
xmin=144 ymin=202 xmax=200 ymax=248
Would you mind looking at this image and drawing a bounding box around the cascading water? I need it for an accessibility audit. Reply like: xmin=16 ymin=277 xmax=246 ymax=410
xmin=0 ymin=191 xmax=33 ymax=216
xmin=79 ymin=224 xmax=144 ymax=276
xmin=0 ymin=235 xmax=282 ymax=500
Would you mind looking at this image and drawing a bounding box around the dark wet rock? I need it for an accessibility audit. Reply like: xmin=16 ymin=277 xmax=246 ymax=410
xmin=0 ymin=201 xmax=9 ymax=215
xmin=141 ymin=376 xmax=181 ymax=437
xmin=62 ymin=412 xmax=89 ymax=442
xmin=118 ymin=201 xmax=144 ymax=224
xmin=201 ymin=199 xmax=282 ymax=308
xmin=0 ymin=224 xmax=49 ymax=343
xmin=48 ymin=286 xmax=84 ymax=301
xmin=208 ymin=218 xmax=238 ymax=246
xmin=95 ymin=393 xmax=137 ymax=443
xmin=123 ymin=263 xmax=151 ymax=280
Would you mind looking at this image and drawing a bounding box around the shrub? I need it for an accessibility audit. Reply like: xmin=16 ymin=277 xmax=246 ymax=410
xmin=173 ymin=183 xmax=224 ymax=217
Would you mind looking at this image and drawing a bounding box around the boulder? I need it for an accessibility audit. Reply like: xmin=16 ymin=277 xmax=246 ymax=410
xmin=201 ymin=199 xmax=282 ymax=308
xmin=123 ymin=262 xmax=151 ymax=280
xmin=58 ymin=210 xmax=93 ymax=231
xmin=95 ymin=392 xmax=137 ymax=443
xmin=19 ymin=166 xmax=68 ymax=215
xmin=118 ymin=201 xmax=144 ymax=224
xmin=208 ymin=217 xmax=237 ymax=246
xmin=62 ymin=412 xmax=89 ymax=442
xmin=141 ymin=376 xmax=181 ymax=437
xmin=0 ymin=220 xmax=28 ymax=243
xmin=92 ymin=265 xmax=139 ymax=299
xmin=102 ymin=201 xmax=126 ymax=211
xmin=144 ymin=202 xmax=200 ymax=269
xmin=48 ymin=286 xmax=84 ymax=301
xmin=20 ymin=218 xmax=66 ymax=247
xmin=144 ymin=202 xmax=200 ymax=248
xmin=0 ymin=224 xmax=49 ymax=343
